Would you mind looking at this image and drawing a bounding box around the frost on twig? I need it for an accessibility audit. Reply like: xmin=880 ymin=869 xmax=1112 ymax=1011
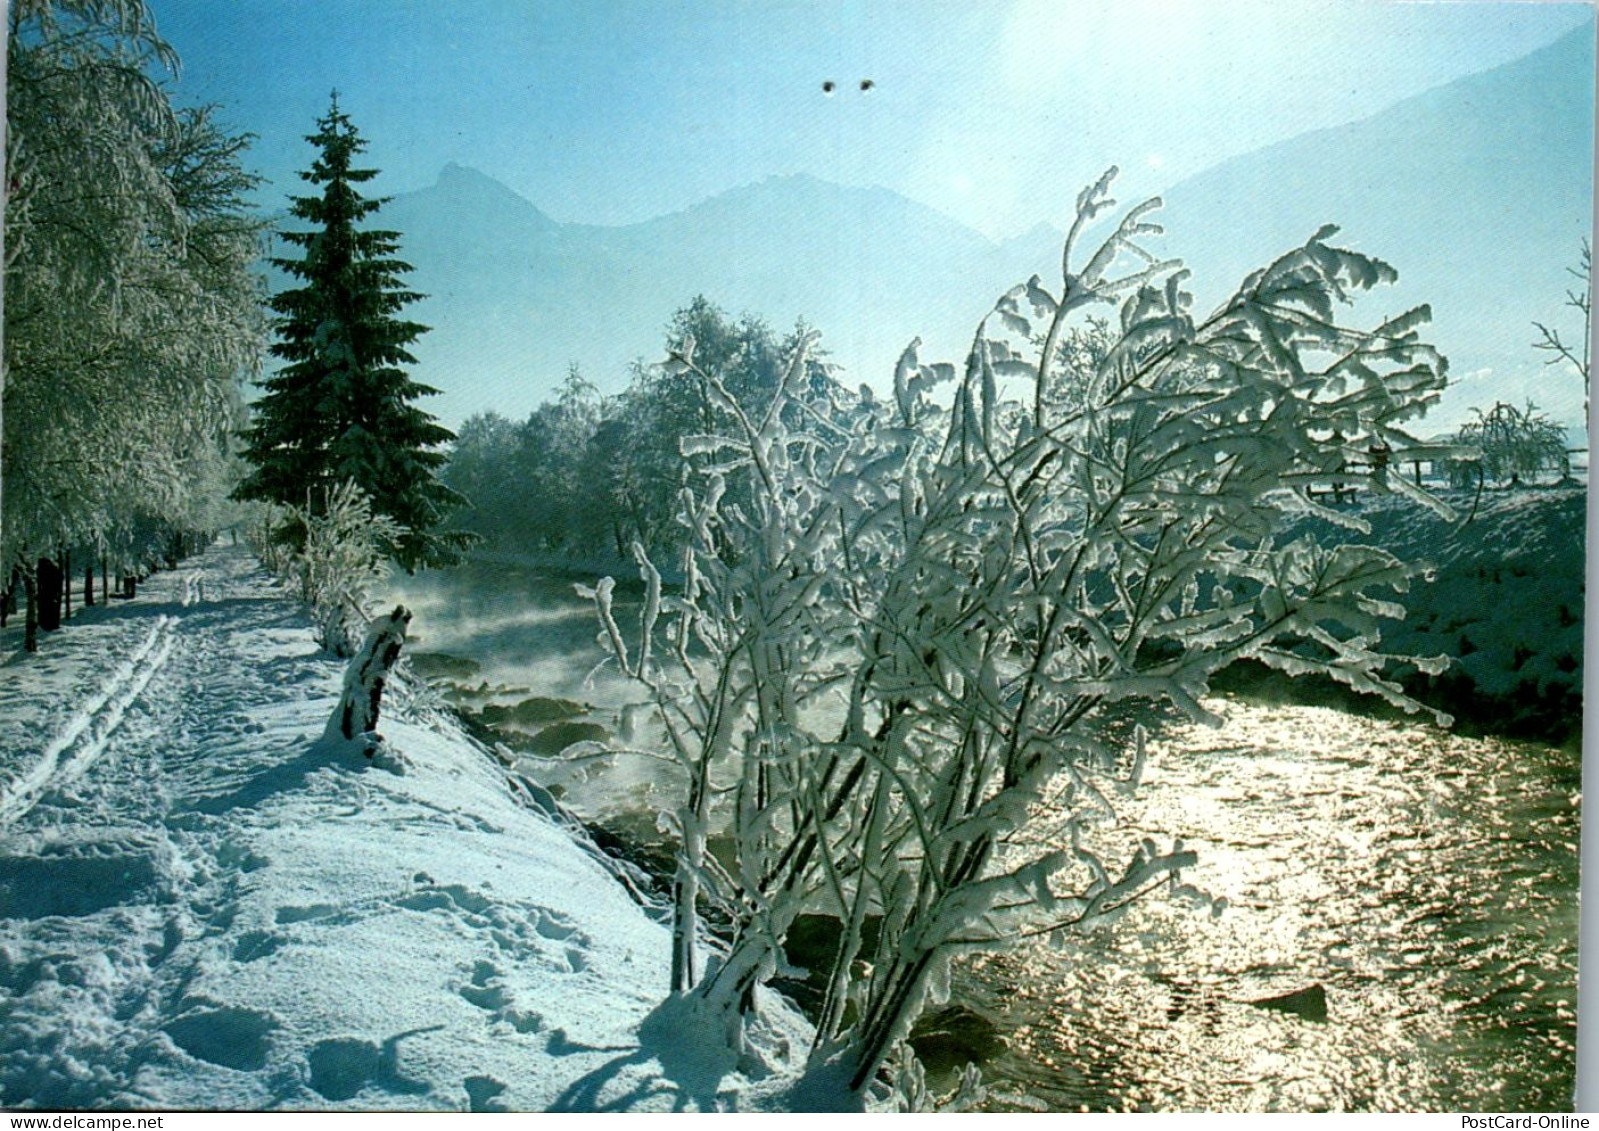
xmin=584 ymin=165 xmax=1453 ymax=1101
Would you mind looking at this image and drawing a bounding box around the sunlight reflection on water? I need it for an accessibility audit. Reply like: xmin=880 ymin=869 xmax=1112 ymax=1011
xmin=962 ymin=703 xmax=1579 ymax=1112
xmin=384 ymin=562 xmax=1579 ymax=1112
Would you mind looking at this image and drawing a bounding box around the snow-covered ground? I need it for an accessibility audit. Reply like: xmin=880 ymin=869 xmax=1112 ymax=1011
xmin=1282 ymin=484 xmax=1585 ymax=742
xmin=0 ymin=546 xmax=808 ymax=1111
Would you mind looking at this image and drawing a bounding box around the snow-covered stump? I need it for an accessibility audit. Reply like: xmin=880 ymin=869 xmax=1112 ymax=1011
xmin=325 ymin=604 xmax=412 ymax=756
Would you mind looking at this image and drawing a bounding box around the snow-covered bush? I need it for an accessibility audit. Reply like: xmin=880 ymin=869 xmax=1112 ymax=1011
xmin=261 ymin=481 xmax=402 ymax=656
xmin=586 ymin=168 xmax=1453 ymax=1104
xmin=1447 ymin=401 xmax=1570 ymax=487
xmin=244 ymin=506 xmax=295 ymax=578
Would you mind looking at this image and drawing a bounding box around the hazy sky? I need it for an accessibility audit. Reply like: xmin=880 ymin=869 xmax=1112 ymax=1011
xmin=153 ymin=1 xmax=1593 ymax=238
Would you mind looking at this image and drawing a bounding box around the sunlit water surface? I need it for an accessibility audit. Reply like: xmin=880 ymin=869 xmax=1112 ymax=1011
xmin=385 ymin=560 xmax=1579 ymax=1112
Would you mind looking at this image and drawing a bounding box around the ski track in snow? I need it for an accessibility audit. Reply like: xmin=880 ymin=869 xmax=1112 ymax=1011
xmin=0 ymin=616 xmax=177 ymax=825
xmin=0 ymin=546 xmax=806 ymax=1111
xmin=0 ymin=551 xmax=289 ymax=1108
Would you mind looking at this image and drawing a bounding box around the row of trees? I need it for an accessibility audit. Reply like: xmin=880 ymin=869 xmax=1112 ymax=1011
xmin=4 ymin=0 xmax=265 ymax=650
xmin=443 ymin=298 xmax=832 ymax=563
xmin=447 ymin=232 xmax=1591 ymax=571
xmin=6 ymin=32 xmax=474 ymax=655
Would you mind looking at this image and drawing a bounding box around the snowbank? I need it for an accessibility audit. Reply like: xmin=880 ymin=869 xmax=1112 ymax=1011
xmin=1251 ymin=485 xmax=1585 ymax=743
xmin=0 ymin=546 xmax=809 ymax=1111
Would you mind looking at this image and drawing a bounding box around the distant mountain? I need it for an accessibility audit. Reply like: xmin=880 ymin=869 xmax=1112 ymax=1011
xmin=263 ymin=26 xmax=1592 ymax=435
xmin=1158 ymin=25 xmax=1594 ymax=432
xmin=372 ymin=166 xmax=1056 ymax=427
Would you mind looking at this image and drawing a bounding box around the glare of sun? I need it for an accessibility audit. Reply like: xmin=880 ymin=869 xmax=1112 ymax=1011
xmin=1002 ymin=0 xmax=1290 ymax=93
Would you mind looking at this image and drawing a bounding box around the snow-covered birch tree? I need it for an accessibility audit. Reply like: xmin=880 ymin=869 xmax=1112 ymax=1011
xmin=4 ymin=0 xmax=265 ymax=647
xmin=586 ymin=167 xmax=1455 ymax=1105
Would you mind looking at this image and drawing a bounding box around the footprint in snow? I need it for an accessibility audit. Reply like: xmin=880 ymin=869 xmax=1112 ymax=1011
xmin=465 ymin=1075 xmax=509 ymax=1112
xmin=458 ymin=960 xmax=510 ymax=1011
xmin=455 ymin=959 xmax=543 ymax=1033
xmin=395 ymin=883 xmax=493 ymax=917
xmin=163 ymin=1006 xmax=278 ymax=1071
xmin=0 ymin=846 xmax=163 ymax=919
xmin=274 ymin=902 xmax=351 ymax=927
xmin=213 ymin=840 xmax=270 ymax=873
xmin=306 ymin=1027 xmax=440 ymax=1102
xmin=232 ymin=929 xmax=284 ymax=963
xmin=531 ymin=906 xmax=581 ymax=941
xmin=145 ymin=916 xmax=184 ymax=968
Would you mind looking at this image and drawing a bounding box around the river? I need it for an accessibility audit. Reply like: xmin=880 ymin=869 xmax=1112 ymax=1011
xmin=383 ymin=558 xmax=1580 ymax=1113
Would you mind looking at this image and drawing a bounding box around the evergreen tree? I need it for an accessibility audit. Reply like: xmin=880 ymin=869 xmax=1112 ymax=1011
xmin=235 ymin=94 xmax=468 ymax=571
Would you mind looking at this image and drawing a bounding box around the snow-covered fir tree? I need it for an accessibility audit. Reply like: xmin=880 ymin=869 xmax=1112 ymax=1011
xmin=235 ymin=95 xmax=469 ymax=572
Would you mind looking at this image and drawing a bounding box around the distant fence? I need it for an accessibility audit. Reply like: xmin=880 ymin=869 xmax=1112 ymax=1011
xmin=1307 ymin=448 xmax=1588 ymax=501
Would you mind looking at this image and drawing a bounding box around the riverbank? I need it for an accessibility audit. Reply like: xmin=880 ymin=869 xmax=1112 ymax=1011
xmin=387 ymin=483 xmax=1584 ymax=1110
xmin=450 ymin=483 xmax=1586 ymax=748
xmin=0 ymin=546 xmax=810 ymax=1111
xmin=1267 ymin=483 xmax=1586 ymax=746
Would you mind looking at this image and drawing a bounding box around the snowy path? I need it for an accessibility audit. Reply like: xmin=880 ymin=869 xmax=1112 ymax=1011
xmin=0 ymin=547 xmax=806 ymax=1110
xmin=0 ymin=615 xmax=177 ymax=825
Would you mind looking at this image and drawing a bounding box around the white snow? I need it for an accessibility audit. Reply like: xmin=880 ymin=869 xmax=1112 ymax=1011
xmin=0 ymin=546 xmax=810 ymax=1111
xmin=1305 ymin=485 xmax=1584 ymax=728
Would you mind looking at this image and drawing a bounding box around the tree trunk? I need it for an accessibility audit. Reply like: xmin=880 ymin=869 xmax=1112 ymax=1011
xmin=326 ymin=605 xmax=412 ymax=750
xmin=37 ymin=557 xmax=63 ymax=632
xmin=23 ymin=567 xmax=38 ymax=653
xmin=670 ymin=758 xmax=716 ymax=994
xmin=102 ymin=558 xmax=109 ymax=602
xmin=61 ymin=548 xmax=71 ymax=620
xmin=122 ymin=575 xmax=136 ymax=599
xmin=84 ymin=554 xmax=95 ymax=608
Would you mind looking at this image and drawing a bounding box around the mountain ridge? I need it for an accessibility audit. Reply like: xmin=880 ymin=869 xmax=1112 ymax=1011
xmin=260 ymin=24 xmax=1592 ymax=432
xmin=1156 ymin=24 xmax=1593 ymax=427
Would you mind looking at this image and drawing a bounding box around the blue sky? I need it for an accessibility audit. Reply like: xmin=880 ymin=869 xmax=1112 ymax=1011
xmin=151 ymin=1 xmax=1593 ymax=237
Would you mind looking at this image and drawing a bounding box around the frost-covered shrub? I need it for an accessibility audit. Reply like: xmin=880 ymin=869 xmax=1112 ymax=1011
xmin=244 ymin=506 xmax=295 ymax=578
xmin=258 ymin=481 xmax=402 ymax=656
xmin=587 ymin=167 xmax=1453 ymax=1103
xmin=1447 ymin=401 xmax=1570 ymax=487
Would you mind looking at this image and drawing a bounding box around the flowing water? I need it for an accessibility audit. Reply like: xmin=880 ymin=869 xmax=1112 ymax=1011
xmin=384 ymin=559 xmax=1580 ymax=1113
xmin=958 ymin=708 xmax=1579 ymax=1112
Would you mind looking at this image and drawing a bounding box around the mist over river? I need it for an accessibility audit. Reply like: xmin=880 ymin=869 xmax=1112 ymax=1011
xmin=384 ymin=558 xmax=1579 ymax=1112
